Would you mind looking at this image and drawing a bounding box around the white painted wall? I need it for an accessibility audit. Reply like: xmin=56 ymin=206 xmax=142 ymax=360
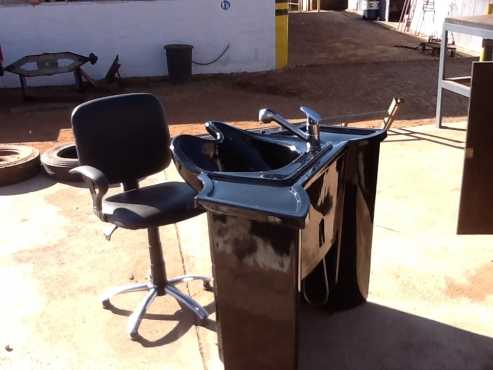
xmin=409 ymin=0 xmax=490 ymax=54
xmin=347 ymin=0 xmax=387 ymax=20
xmin=347 ymin=0 xmax=360 ymax=12
xmin=349 ymin=0 xmax=491 ymax=54
xmin=0 ymin=0 xmax=275 ymax=87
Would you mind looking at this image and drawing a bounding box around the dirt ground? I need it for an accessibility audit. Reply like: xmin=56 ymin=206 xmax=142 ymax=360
xmin=0 ymin=11 xmax=474 ymax=152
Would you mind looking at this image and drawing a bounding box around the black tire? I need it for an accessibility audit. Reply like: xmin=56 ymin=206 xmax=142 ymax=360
xmin=41 ymin=143 xmax=81 ymax=182
xmin=0 ymin=144 xmax=41 ymax=186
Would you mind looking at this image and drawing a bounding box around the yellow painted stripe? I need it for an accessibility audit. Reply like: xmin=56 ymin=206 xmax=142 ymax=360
xmin=276 ymin=11 xmax=288 ymax=69
xmin=480 ymin=4 xmax=493 ymax=61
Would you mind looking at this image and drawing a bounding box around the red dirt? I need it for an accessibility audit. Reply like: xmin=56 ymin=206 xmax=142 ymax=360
xmin=445 ymin=262 xmax=493 ymax=302
xmin=0 ymin=12 xmax=473 ymax=153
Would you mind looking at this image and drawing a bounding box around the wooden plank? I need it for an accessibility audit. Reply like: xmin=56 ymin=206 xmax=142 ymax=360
xmin=457 ymin=61 xmax=493 ymax=234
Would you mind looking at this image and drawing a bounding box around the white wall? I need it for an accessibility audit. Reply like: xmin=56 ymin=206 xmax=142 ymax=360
xmin=0 ymin=0 xmax=275 ymax=87
xmin=349 ymin=0 xmax=491 ymax=54
xmin=347 ymin=0 xmax=360 ymax=12
xmin=347 ymin=0 xmax=387 ymax=20
xmin=409 ymin=0 xmax=490 ymax=54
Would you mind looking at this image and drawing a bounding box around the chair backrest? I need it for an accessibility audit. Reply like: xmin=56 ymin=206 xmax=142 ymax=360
xmin=71 ymin=93 xmax=171 ymax=186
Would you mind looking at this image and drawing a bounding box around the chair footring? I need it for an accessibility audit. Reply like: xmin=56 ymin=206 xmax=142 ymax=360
xmin=101 ymin=275 xmax=212 ymax=339
xmin=167 ymin=274 xmax=213 ymax=291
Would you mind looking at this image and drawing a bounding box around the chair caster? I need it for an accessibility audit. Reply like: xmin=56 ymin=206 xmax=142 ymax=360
xmin=102 ymin=299 xmax=112 ymax=309
xmin=194 ymin=316 xmax=207 ymax=326
xmin=203 ymin=280 xmax=214 ymax=292
xmin=129 ymin=331 xmax=140 ymax=341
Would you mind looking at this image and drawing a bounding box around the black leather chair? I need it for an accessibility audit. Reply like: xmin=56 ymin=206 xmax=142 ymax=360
xmin=70 ymin=93 xmax=211 ymax=339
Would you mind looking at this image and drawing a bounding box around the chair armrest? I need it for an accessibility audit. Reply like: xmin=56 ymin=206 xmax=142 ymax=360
xmin=70 ymin=165 xmax=109 ymax=220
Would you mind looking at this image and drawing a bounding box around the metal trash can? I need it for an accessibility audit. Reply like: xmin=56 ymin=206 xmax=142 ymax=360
xmin=172 ymin=122 xmax=386 ymax=370
xmin=363 ymin=0 xmax=379 ymax=20
xmin=164 ymin=44 xmax=193 ymax=84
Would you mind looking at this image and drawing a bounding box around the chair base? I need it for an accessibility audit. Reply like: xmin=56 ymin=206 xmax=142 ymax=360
xmin=101 ymin=275 xmax=212 ymax=339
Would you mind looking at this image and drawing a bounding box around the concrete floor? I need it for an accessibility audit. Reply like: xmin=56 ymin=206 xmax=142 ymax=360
xmin=1 ymin=122 xmax=492 ymax=370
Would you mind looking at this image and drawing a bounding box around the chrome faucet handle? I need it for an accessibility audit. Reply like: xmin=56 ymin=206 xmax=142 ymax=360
xmin=258 ymin=107 xmax=309 ymax=143
xmin=300 ymin=106 xmax=321 ymax=150
xmin=258 ymin=106 xmax=321 ymax=152
xmin=258 ymin=108 xmax=276 ymax=124
xmin=300 ymin=106 xmax=321 ymax=125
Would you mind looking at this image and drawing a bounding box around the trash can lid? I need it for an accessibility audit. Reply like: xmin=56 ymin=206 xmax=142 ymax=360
xmin=164 ymin=44 xmax=194 ymax=50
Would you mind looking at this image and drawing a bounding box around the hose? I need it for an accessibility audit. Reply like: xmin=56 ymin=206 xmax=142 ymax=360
xmin=192 ymin=44 xmax=230 ymax=66
xmin=302 ymin=256 xmax=330 ymax=306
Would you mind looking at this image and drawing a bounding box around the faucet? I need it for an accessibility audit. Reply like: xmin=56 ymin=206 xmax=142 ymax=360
xmin=258 ymin=106 xmax=322 ymax=152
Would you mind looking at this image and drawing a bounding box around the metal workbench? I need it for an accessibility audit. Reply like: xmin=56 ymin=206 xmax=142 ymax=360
xmin=436 ymin=15 xmax=493 ymax=128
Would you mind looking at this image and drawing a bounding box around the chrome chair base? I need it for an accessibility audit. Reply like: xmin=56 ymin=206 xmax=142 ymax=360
xmin=101 ymin=275 xmax=212 ymax=339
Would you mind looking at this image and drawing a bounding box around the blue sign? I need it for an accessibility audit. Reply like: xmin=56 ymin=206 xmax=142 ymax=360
xmin=221 ymin=0 xmax=231 ymax=10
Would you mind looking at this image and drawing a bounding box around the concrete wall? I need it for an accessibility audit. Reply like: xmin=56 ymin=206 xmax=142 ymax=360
xmin=0 ymin=0 xmax=275 ymax=87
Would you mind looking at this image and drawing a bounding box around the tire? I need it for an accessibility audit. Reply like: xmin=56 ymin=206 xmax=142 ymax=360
xmin=41 ymin=143 xmax=81 ymax=182
xmin=0 ymin=144 xmax=41 ymax=186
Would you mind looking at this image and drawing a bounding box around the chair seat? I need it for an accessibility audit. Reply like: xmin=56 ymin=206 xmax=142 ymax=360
xmin=103 ymin=181 xmax=203 ymax=229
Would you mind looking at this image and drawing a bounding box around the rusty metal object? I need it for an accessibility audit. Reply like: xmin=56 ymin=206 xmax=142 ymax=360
xmin=5 ymin=52 xmax=97 ymax=77
xmin=458 ymin=61 xmax=493 ymax=234
xmin=104 ymin=55 xmax=122 ymax=83
xmin=4 ymin=51 xmax=98 ymax=100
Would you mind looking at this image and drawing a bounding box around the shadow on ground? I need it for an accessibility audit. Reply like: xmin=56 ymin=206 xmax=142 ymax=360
xmin=104 ymin=300 xmax=217 ymax=348
xmin=0 ymin=170 xmax=91 ymax=195
xmin=0 ymin=172 xmax=56 ymax=195
xmin=386 ymin=127 xmax=466 ymax=149
xmin=299 ymin=302 xmax=493 ymax=370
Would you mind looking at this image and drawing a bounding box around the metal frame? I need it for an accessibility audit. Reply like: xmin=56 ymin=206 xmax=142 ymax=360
xmin=101 ymin=226 xmax=212 ymax=339
xmin=320 ymin=97 xmax=404 ymax=131
xmin=3 ymin=51 xmax=97 ymax=100
xmin=436 ymin=17 xmax=493 ymax=128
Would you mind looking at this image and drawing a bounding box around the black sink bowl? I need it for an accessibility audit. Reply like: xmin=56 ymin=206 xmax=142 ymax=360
xmin=171 ymin=121 xmax=305 ymax=191
xmin=171 ymin=121 xmax=340 ymax=191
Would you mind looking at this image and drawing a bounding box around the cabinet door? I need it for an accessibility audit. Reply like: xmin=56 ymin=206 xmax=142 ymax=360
xmin=458 ymin=61 xmax=493 ymax=234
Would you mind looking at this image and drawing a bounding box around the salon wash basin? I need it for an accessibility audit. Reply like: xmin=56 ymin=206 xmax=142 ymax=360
xmin=171 ymin=116 xmax=384 ymax=227
xmin=171 ymin=108 xmax=386 ymax=370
